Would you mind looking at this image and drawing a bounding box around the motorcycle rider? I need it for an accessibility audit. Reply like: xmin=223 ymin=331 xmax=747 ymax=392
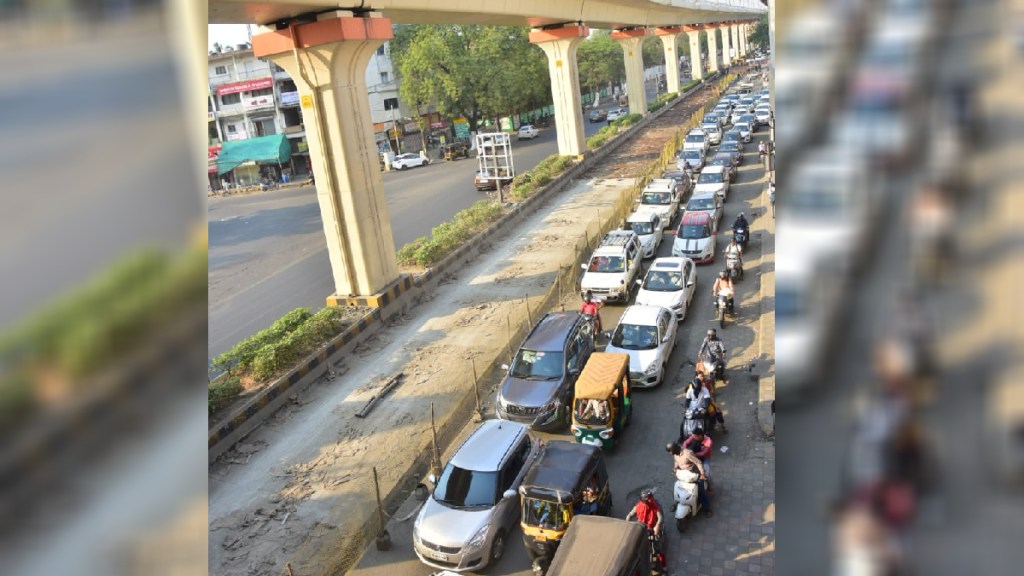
xmin=732 ymin=212 xmax=749 ymax=245
xmin=697 ymin=328 xmax=728 ymax=381
xmin=626 ymin=488 xmax=665 ymax=564
xmin=687 ymin=370 xmax=729 ymax=434
xmin=723 ymin=237 xmax=744 ymax=277
xmin=712 ymin=271 xmax=736 ymax=313
xmin=758 ymin=139 xmax=768 ymax=159
xmin=680 ymin=375 xmax=712 ymax=441
xmin=668 ymin=443 xmax=713 ymax=517
xmin=580 ymin=290 xmax=604 ymax=333
xmin=681 ymin=427 xmax=714 ymax=478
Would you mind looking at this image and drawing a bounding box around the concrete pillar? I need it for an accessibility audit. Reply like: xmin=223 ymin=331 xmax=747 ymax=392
xmin=738 ymin=23 xmax=747 ymax=57
xmin=253 ymin=11 xmax=400 ymax=301
xmin=655 ymin=27 xmax=683 ymax=94
xmin=706 ymin=24 xmax=720 ymax=73
xmin=684 ymin=27 xmax=704 ymax=80
xmin=529 ymin=24 xmax=589 ymax=157
xmin=720 ymin=23 xmax=732 ymax=67
xmin=612 ymin=28 xmax=649 ymax=116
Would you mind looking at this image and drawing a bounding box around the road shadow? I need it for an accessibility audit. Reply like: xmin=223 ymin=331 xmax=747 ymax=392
xmin=209 ymin=202 xmax=322 ymax=248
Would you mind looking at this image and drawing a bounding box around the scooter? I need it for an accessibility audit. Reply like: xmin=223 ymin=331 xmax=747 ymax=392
xmin=672 ymin=468 xmax=705 ymax=532
xmin=734 ymin=227 xmax=749 ymax=250
xmin=680 ymin=407 xmax=708 ymax=439
xmin=713 ymin=287 xmax=735 ymax=328
xmin=726 ymin=253 xmax=743 ymax=281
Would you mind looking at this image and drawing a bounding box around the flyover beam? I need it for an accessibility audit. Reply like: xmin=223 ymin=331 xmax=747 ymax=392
xmin=253 ymin=11 xmax=400 ymax=302
xmin=655 ymin=27 xmax=683 ymax=95
xmin=612 ymin=27 xmax=649 ymax=116
xmin=529 ymin=24 xmax=589 ymax=157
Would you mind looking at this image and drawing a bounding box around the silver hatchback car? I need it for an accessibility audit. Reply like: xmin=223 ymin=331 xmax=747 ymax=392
xmin=413 ymin=420 xmax=541 ymax=572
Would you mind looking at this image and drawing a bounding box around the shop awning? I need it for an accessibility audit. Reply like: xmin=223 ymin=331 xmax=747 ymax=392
xmin=215 ymin=134 xmax=291 ymax=176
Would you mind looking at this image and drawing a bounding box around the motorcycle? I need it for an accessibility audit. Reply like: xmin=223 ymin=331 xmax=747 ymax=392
xmin=646 ymin=527 xmax=667 ymax=575
xmin=581 ymin=295 xmax=603 ymax=338
xmin=726 ymin=253 xmax=743 ymax=281
xmin=700 ymin=353 xmax=726 ymax=382
xmin=713 ymin=286 xmax=734 ymax=328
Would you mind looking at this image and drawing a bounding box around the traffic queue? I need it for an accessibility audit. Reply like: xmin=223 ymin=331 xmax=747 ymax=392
xmin=411 ymin=69 xmax=773 ymax=576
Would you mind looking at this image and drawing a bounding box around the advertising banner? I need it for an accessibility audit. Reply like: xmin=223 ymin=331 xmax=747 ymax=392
xmin=216 ymin=77 xmax=273 ymax=96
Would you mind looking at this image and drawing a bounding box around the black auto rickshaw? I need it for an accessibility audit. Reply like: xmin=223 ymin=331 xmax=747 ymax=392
xmin=571 ymin=353 xmax=633 ymax=449
xmin=442 ymin=141 xmax=470 ymax=161
xmin=519 ymin=441 xmax=612 ymax=562
xmin=541 ymin=515 xmax=651 ymax=576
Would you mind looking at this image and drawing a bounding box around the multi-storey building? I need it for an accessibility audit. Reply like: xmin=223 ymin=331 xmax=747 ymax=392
xmin=207 ymin=42 xmax=407 ymax=187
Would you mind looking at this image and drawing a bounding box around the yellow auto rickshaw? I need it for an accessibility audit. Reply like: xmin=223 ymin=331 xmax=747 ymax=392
xmin=519 ymin=441 xmax=612 ymax=562
xmin=571 ymin=353 xmax=632 ymax=449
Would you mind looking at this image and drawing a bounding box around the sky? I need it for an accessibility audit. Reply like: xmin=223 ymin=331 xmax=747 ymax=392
xmin=209 ymin=24 xmax=252 ymax=51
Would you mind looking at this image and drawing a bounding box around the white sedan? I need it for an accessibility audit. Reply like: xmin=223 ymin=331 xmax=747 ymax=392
xmin=391 ymin=153 xmax=430 ymax=170
xmin=517 ymin=124 xmax=540 ymax=140
xmin=635 ymin=258 xmax=697 ymax=321
xmin=604 ymin=305 xmax=678 ymax=388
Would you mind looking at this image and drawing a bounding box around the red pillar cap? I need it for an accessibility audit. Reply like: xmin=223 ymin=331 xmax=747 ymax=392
xmin=528 ymin=24 xmax=590 ymax=43
xmin=253 ymin=15 xmax=393 ymax=58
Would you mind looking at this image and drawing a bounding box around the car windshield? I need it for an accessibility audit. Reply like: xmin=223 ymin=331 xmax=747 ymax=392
xmin=698 ymin=172 xmax=724 ymax=184
xmin=588 ymin=255 xmax=625 ymax=273
xmin=509 ymin=349 xmax=565 ymax=380
xmin=610 ymin=323 xmax=659 ymax=350
xmin=642 ymin=270 xmax=683 ymax=292
xmin=642 ymin=192 xmax=671 ymax=205
xmin=574 ymin=398 xmax=612 ymax=426
xmin=631 ymin=221 xmax=654 ymax=235
xmin=433 ymin=466 xmax=499 ymax=508
xmin=709 ymin=158 xmax=729 ymax=167
xmin=736 ymin=123 xmax=750 ymax=132
xmin=679 ymin=224 xmax=709 ymax=239
xmin=723 ymin=132 xmax=739 ymax=141
xmin=685 ymin=135 xmax=704 ymax=143
xmin=523 ymin=498 xmax=571 ymax=530
xmin=688 ymin=197 xmax=715 ymax=210
xmin=721 ymin=144 xmax=739 ymax=152
xmin=740 ymin=115 xmax=756 ymax=123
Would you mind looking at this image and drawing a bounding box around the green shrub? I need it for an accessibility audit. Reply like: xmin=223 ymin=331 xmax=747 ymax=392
xmin=209 ymin=376 xmax=243 ymax=414
xmin=212 ymin=308 xmax=312 ymax=374
xmin=396 ymin=199 xmax=507 ymax=267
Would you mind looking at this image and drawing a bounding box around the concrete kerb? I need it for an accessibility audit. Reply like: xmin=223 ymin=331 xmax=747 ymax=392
xmin=207 ymin=79 xmax=718 ymax=462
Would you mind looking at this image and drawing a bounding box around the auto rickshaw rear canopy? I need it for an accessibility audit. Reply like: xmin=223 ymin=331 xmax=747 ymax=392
xmin=574 ymin=352 xmax=629 ymax=400
xmin=545 ymin=515 xmax=646 ymax=576
xmin=519 ymin=441 xmax=603 ymax=502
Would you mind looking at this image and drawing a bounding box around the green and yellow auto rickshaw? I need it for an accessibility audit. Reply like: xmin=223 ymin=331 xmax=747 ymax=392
xmin=571 ymin=352 xmax=633 ymax=448
xmin=519 ymin=441 xmax=612 ymax=562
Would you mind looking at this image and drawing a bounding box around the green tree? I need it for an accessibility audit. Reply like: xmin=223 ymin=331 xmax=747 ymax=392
xmin=748 ymin=16 xmax=770 ymax=51
xmin=391 ymin=24 xmax=549 ymax=132
xmin=642 ymin=36 xmax=665 ymax=68
xmin=576 ymin=30 xmax=625 ymax=94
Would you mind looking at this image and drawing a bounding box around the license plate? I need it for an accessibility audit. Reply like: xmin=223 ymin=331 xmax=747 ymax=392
xmin=423 ymin=549 xmax=448 ymax=563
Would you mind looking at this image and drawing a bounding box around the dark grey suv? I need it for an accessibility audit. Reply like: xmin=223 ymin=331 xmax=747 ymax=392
xmin=495 ymin=312 xmax=595 ymax=431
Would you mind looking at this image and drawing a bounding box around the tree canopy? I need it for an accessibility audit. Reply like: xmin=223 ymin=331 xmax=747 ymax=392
xmin=391 ymin=24 xmax=550 ymax=131
xmin=576 ymin=30 xmax=625 ymax=93
xmin=748 ymin=16 xmax=770 ymax=51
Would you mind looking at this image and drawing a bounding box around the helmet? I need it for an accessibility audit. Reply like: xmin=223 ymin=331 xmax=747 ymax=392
xmin=739 ymin=212 xmax=745 ymax=217
xmin=719 ymin=271 xmax=727 ymax=279
xmin=641 ymin=488 xmax=655 ymax=500
xmin=665 ymin=442 xmax=680 ymax=454
xmin=707 ymin=329 xmax=717 ymax=337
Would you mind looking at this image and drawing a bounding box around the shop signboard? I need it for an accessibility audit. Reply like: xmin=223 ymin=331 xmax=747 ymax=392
xmin=216 ymin=77 xmax=273 ymax=96
xmin=243 ymin=94 xmax=275 ymax=110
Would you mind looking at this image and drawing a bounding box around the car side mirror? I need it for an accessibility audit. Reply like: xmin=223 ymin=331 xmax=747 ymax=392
xmin=686 ymin=281 xmax=695 ymax=287
xmin=503 ymin=489 xmax=517 ymax=500
xmin=428 ymin=473 xmax=438 ymax=485
xmin=580 ymin=263 xmax=587 ymax=271
xmin=662 ymin=335 xmax=671 ymax=343
xmin=501 ymin=364 xmax=510 ymax=371
xmin=635 ymin=279 xmax=643 ymax=286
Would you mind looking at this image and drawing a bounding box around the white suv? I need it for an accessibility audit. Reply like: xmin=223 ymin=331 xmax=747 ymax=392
xmin=637 ymin=179 xmax=680 ymax=229
xmin=682 ymin=129 xmax=710 ymax=156
xmin=579 ymin=230 xmax=643 ymax=303
xmin=414 ymin=420 xmax=541 ymax=572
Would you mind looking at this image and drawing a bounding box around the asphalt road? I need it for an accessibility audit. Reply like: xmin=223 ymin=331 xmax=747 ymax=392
xmin=351 ymin=108 xmax=776 ymax=576
xmin=208 ymin=93 xmax=661 ymax=362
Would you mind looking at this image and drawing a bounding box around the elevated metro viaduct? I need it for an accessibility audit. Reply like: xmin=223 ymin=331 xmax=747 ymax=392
xmin=209 ymin=1 xmax=765 ymax=307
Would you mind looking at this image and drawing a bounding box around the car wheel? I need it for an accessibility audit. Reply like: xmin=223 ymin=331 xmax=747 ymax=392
xmin=490 ymin=529 xmax=506 ymax=565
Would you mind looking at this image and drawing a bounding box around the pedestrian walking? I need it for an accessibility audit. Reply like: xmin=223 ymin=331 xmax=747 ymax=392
xmin=768 ymin=180 xmax=775 ymax=218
